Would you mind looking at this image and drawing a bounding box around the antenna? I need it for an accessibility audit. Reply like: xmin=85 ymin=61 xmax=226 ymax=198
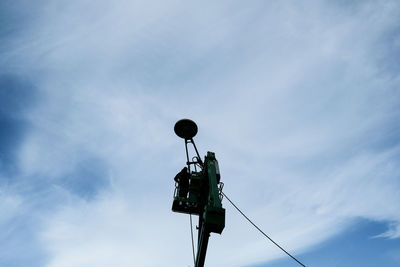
xmin=171 ymin=119 xmax=225 ymax=267
xmin=174 ymin=119 xmax=203 ymax=171
xmin=174 ymin=119 xmax=198 ymax=139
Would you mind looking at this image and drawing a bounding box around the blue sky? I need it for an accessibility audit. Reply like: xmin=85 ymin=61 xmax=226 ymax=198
xmin=1 ymin=1 xmax=400 ymax=266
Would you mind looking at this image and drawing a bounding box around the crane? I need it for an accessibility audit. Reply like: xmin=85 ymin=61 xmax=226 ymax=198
xmin=172 ymin=119 xmax=225 ymax=267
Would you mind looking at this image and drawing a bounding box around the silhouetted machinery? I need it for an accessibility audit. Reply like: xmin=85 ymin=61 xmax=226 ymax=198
xmin=172 ymin=119 xmax=225 ymax=267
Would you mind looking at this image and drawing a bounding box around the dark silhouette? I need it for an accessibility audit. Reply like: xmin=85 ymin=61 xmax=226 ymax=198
xmin=174 ymin=167 xmax=190 ymax=198
xmin=172 ymin=119 xmax=226 ymax=267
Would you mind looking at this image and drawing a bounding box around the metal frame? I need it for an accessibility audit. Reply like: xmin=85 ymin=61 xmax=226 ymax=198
xmin=172 ymin=138 xmax=225 ymax=267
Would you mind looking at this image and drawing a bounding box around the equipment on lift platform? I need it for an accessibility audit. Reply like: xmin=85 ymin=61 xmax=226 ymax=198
xmin=172 ymin=119 xmax=225 ymax=267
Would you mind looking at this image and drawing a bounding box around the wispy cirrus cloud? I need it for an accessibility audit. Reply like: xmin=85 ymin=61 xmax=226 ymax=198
xmin=1 ymin=1 xmax=400 ymax=266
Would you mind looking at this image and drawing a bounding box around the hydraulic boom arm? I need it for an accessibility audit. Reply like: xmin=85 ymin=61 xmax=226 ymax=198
xmin=172 ymin=119 xmax=225 ymax=267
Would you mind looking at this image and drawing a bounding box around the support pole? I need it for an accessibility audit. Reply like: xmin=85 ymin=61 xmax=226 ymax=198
xmin=195 ymin=216 xmax=210 ymax=267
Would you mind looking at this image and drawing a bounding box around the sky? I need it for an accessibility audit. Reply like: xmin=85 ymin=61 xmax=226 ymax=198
xmin=1 ymin=0 xmax=400 ymax=266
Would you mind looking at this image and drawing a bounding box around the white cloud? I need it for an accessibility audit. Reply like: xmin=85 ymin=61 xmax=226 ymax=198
xmin=42 ymin=194 xmax=194 ymax=267
xmin=0 ymin=188 xmax=22 ymax=224
xmin=2 ymin=0 xmax=400 ymax=266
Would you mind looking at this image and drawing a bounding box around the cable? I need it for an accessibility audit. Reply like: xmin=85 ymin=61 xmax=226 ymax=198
xmin=221 ymin=191 xmax=306 ymax=267
xmin=189 ymin=214 xmax=196 ymax=266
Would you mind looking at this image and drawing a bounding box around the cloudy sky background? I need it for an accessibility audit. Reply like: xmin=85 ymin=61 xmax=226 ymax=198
xmin=1 ymin=0 xmax=400 ymax=266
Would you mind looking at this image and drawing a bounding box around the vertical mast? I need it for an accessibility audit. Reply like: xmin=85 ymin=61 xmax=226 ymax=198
xmin=172 ymin=119 xmax=225 ymax=267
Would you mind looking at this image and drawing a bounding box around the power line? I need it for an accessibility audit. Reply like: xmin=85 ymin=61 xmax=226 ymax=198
xmin=221 ymin=191 xmax=307 ymax=267
xmin=189 ymin=214 xmax=196 ymax=266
